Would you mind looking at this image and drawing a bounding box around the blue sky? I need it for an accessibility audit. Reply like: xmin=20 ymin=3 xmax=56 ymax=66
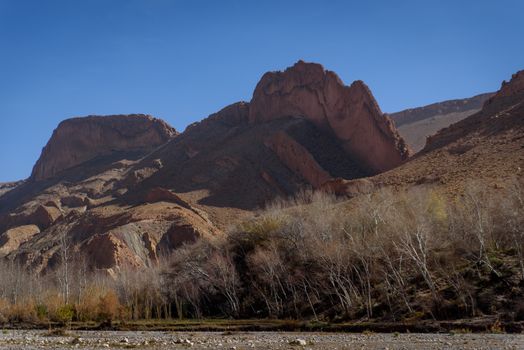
xmin=1 ymin=0 xmax=523 ymax=182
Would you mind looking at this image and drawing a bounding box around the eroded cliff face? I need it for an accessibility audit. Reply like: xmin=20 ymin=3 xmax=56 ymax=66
xmin=1 ymin=61 xmax=415 ymax=271
xmin=265 ymin=131 xmax=333 ymax=188
xmin=249 ymin=60 xmax=411 ymax=173
xmin=31 ymin=114 xmax=177 ymax=181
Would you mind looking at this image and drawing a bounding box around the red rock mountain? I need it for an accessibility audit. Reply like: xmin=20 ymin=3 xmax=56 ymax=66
xmin=344 ymin=69 xmax=524 ymax=195
xmin=423 ymin=70 xmax=524 ymax=153
xmin=31 ymin=114 xmax=177 ymax=181
xmin=2 ymin=63 xmax=522 ymax=272
xmin=0 ymin=61 xmax=437 ymax=272
xmin=249 ymin=61 xmax=410 ymax=173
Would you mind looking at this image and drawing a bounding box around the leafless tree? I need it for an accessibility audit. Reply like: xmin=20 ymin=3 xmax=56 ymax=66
xmin=205 ymin=251 xmax=241 ymax=317
xmin=56 ymin=229 xmax=72 ymax=304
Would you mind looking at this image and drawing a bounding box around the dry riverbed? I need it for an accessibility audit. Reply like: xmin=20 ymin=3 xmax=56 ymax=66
xmin=0 ymin=330 xmax=523 ymax=349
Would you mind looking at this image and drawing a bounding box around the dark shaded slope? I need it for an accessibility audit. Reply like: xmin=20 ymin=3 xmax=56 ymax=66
xmin=124 ymin=112 xmax=370 ymax=211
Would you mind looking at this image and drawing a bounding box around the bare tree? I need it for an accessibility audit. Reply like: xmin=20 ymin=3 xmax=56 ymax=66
xmin=206 ymin=252 xmax=241 ymax=317
xmin=56 ymin=230 xmax=72 ymax=304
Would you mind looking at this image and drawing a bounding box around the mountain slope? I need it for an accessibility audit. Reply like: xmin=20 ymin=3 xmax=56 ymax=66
xmin=0 ymin=61 xmax=409 ymax=272
xmin=389 ymin=93 xmax=494 ymax=152
xmin=326 ymin=70 xmax=524 ymax=195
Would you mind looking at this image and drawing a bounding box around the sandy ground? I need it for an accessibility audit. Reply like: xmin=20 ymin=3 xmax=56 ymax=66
xmin=1 ymin=330 xmax=524 ymax=349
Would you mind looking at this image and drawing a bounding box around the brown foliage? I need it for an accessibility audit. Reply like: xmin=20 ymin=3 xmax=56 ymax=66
xmin=0 ymin=179 xmax=522 ymax=323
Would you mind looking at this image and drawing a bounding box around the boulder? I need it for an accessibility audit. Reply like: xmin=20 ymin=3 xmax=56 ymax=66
xmin=321 ymin=178 xmax=374 ymax=196
xmin=0 ymin=205 xmax=62 ymax=233
xmin=0 ymin=224 xmax=40 ymax=257
xmin=32 ymin=205 xmax=63 ymax=229
xmin=144 ymin=187 xmax=188 ymax=206
xmin=61 ymin=195 xmax=88 ymax=208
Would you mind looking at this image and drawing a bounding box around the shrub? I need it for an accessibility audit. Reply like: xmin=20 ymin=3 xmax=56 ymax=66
xmin=97 ymin=290 xmax=122 ymax=323
xmin=8 ymin=300 xmax=38 ymax=323
xmin=490 ymin=320 xmax=505 ymax=334
xmin=75 ymin=288 xmax=101 ymax=322
xmin=54 ymin=304 xmax=75 ymax=325
xmin=1 ymin=178 xmax=523 ymax=324
xmin=0 ymin=298 xmax=9 ymax=324
xmin=44 ymin=294 xmax=66 ymax=322
xmin=35 ymin=304 xmax=48 ymax=320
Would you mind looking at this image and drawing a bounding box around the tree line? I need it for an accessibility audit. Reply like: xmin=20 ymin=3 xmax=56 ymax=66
xmin=1 ymin=179 xmax=523 ymax=324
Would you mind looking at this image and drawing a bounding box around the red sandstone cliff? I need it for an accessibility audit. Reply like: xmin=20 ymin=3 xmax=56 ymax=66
xmin=1 ymin=61 xmax=417 ymax=271
xmin=249 ymin=60 xmax=411 ymax=173
xmin=31 ymin=114 xmax=177 ymax=181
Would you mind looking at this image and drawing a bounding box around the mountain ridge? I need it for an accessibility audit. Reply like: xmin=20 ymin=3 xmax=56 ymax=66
xmin=390 ymin=93 xmax=494 ymax=152
xmin=0 ymin=61 xmax=410 ymax=271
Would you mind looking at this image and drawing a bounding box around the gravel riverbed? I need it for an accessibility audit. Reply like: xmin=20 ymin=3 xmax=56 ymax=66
xmin=0 ymin=330 xmax=523 ymax=349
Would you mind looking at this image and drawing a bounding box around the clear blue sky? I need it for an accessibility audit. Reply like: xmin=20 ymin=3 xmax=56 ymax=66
xmin=1 ymin=0 xmax=523 ymax=182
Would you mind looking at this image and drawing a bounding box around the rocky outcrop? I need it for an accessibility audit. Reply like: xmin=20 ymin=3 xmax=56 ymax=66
xmin=0 ymin=225 xmax=40 ymax=258
xmin=0 ymin=181 xmax=24 ymax=198
xmin=61 ymin=195 xmax=89 ymax=208
xmin=372 ymin=68 xmax=524 ymax=192
xmin=424 ymin=70 xmax=524 ymax=153
xmin=484 ymin=70 xmax=524 ymax=108
xmin=157 ymin=221 xmax=201 ymax=253
xmin=0 ymin=205 xmax=62 ymax=233
xmin=31 ymin=114 xmax=177 ymax=181
xmin=499 ymin=70 xmax=524 ymax=96
xmin=249 ymin=60 xmax=410 ymax=173
xmin=320 ymin=178 xmax=374 ymax=197
xmin=265 ymin=131 xmax=332 ymax=188
xmin=184 ymin=102 xmax=250 ymax=134
xmin=205 ymin=102 xmax=250 ymax=126
xmin=144 ymin=187 xmax=192 ymax=208
xmin=83 ymin=234 xmax=122 ymax=269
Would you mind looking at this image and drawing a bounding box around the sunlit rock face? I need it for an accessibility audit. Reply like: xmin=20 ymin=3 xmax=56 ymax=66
xmin=249 ymin=60 xmax=411 ymax=173
xmin=31 ymin=114 xmax=177 ymax=181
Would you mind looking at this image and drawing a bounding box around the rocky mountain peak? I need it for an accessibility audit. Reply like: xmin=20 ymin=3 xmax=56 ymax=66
xmin=484 ymin=70 xmax=524 ymax=109
xmin=248 ymin=60 xmax=411 ymax=173
xmin=498 ymin=70 xmax=524 ymax=97
xmin=30 ymin=114 xmax=177 ymax=181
